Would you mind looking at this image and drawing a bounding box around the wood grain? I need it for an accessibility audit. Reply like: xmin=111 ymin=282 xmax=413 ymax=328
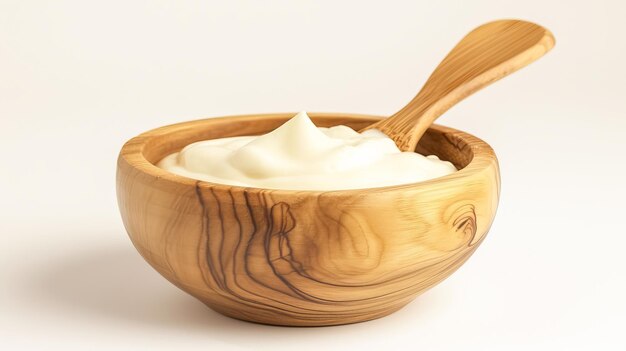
xmin=116 ymin=113 xmax=500 ymax=326
xmin=362 ymin=19 xmax=555 ymax=151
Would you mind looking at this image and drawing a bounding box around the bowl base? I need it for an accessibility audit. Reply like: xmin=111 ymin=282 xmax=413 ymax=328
xmin=203 ymin=300 xmax=412 ymax=327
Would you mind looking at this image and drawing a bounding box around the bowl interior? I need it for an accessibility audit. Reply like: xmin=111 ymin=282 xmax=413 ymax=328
xmin=140 ymin=113 xmax=473 ymax=170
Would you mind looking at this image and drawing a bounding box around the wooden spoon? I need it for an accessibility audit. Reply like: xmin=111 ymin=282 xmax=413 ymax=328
xmin=361 ymin=19 xmax=555 ymax=151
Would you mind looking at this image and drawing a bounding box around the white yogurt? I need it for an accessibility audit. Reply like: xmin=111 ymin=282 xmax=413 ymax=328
xmin=157 ymin=111 xmax=456 ymax=190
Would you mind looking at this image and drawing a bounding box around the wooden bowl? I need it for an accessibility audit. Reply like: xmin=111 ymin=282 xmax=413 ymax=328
xmin=116 ymin=113 xmax=500 ymax=326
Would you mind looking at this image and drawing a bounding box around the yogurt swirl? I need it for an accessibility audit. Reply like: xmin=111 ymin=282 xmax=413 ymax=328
xmin=157 ymin=111 xmax=456 ymax=190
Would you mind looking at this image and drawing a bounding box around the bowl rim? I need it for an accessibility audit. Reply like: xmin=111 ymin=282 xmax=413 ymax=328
xmin=118 ymin=112 xmax=498 ymax=196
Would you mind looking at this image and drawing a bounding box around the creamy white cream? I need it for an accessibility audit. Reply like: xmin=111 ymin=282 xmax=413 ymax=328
xmin=157 ymin=111 xmax=456 ymax=190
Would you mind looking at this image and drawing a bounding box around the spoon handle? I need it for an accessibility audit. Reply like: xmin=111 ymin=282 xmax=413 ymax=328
xmin=362 ymin=20 xmax=555 ymax=151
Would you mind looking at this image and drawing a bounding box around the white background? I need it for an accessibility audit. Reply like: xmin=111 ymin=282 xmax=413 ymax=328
xmin=2 ymin=1 xmax=625 ymax=350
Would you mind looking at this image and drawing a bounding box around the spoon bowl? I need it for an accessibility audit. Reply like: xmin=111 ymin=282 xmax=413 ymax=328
xmin=117 ymin=112 xmax=500 ymax=326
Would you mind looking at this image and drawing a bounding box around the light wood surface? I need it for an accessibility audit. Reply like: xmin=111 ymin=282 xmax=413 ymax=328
xmin=362 ymin=19 xmax=555 ymax=151
xmin=117 ymin=113 xmax=500 ymax=326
